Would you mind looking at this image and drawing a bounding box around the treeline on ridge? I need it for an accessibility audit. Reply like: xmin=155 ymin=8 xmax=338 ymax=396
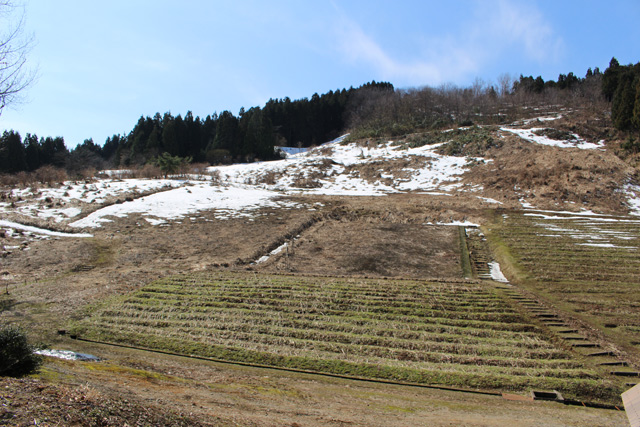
xmin=0 ymin=81 xmax=394 ymax=176
xmin=0 ymin=59 xmax=638 ymax=178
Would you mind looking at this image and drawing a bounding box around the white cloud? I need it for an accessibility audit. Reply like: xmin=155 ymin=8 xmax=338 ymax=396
xmin=333 ymin=0 xmax=564 ymax=87
xmin=479 ymin=0 xmax=565 ymax=63
xmin=336 ymin=21 xmax=444 ymax=83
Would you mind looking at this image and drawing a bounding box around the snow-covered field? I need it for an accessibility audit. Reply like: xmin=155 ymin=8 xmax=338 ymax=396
xmin=0 ymin=122 xmax=639 ymax=241
xmin=0 ymin=135 xmax=488 ymax=231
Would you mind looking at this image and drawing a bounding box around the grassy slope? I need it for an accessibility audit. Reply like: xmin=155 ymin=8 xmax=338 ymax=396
xmin=70 ymin=272 xmax=624 ymax=403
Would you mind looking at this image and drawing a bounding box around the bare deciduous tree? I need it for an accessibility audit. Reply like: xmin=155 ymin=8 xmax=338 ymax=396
xmin=496 ymin=73 xmax=514 ymax=98
xmin=0 ymin=1 xmax=36 ymax=115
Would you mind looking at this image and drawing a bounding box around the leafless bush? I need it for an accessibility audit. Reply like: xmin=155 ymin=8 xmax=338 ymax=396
xmin=258 ymin=170 xmax=278 ymax=185
xmin=0 ymin=173 xmax=19 ymax=187
xmin=34 ymin=166 xmax=67 ymax=186
xmin=291 ymin=170 xmax=324 ymax=188
xmin=74 ymin=168 xmax=97 ymax=180
xmin=137 ymin=164 xmax=162 ymax=179
xmin=208 ymin=168 xmax=222 ymax=184
xmin=187 ymin=163 xmax=211 ymax=180
xmin=317 ymin=145 xmax=334 ymax=156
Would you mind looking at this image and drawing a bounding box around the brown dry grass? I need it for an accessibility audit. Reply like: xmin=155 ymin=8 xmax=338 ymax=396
xmin=464 ymin=132 xmax=637 ymax=213
xmin=258 ymin=218 xmax=462 ymax=278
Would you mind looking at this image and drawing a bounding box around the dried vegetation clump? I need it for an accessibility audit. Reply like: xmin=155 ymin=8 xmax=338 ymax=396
xmin=0 ymin=377 xmax=206 ymax=426
xmin=463 ymin=132 xmax=638 ymax=213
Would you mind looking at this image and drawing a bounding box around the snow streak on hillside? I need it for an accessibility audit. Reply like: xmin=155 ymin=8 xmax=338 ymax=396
xmin=1 ymin=121 xmax=639 ymax=230
xmin=500 ymin=127 xmax=605 ymax=150
xmin=69 ymin=186 xmax=300 ymax=228
xmin=210 ymin=138 xmax=477 ymax=195
xmin=67 ymin=136 xmax=483 ymax=228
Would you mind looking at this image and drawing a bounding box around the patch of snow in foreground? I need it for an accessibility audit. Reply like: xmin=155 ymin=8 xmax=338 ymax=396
xmin=577 ymin=243 xmax=626 ymax=248
xmin=524 ymin=213 xmax=640 ymax=223
xmin=396 ymin=155 xmax=471 ymax=191
xmin=488 ymin=261 xmax=509 ymax=283
xmin=35 ymin=349 xmax=100 ymax=361
xmin=519 ymin=199 xmax=535 ymax=209
xmin=13 ymin=179 xmax=182 ymax=205
xmin=0 ymin=220 xmax=93 ymax=238
xmin=501 ymin=127 xmax=604 ymax=150
xmin=524 ymin=208 xmax=613 ymax=217
xmin=208 ymin=138 xmax=479 ymax=196
xmin=33 ymin=207 xmax=83 ymax=223
xmin=521 ymin=115 xmax=562 ymax=124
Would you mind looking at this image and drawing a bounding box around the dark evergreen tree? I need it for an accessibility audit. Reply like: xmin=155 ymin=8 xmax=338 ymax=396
xmin=0 ymin=327 xmax=42 ymax=377
xmin=162 ymin=117 xmax=179 ymax=156
xmin=602 ymin=57 xmax=622 ymax=101
xmin=146 ymin=125 xmax=162 ymax=154
xmin=38 ymin=136 xmax=67 ymax=167
xmin=102 ymin=134 xmax=124 ymax=163
xmin=67 ymin=138 xmax=104 ymax=173
xmin=213 ymin=110 xmax=239 ymax=154
xmin=24 ymin=133 xmax=40 ymax=171
xmin=0 ymin=130 xmax=26 ymax=173
xmin=612 ymin=70 xmax=637 ymax=130
xmin=240 ymin=107 xmax=275 ymax=160
xmin=633 ymin=79 xmax=640 ymax=131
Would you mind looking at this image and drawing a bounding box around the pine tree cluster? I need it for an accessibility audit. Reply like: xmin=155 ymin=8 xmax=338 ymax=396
xmin=602 ymin=58 xmax=640 ymax=132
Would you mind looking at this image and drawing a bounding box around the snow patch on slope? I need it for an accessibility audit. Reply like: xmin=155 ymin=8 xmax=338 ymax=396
xmin=500 ymin=127 xmax=604 ymax=150
xmin=0 ymin=220 xmax=93 ymax=238
xmin=69 ymin=185 xmax=299 ymax=228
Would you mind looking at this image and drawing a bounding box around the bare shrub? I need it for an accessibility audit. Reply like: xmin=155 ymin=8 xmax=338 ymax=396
xmin=187 ymin=163 xmax=211 ymax=180
xmin=137 ymin=164 xmax=162 ymax=179
xmin=74 ymin=168 xmax=97 ymax=181
xmin=292 ymin=171 xmax=323 ymax=188
xmin=0 ymin=173 xmax=19 ymax=187
xmin=317 ymin=145 xmax=334 ymax=156
xmin=258 ymin=170 xmax=278 ymax=185
xmin=208 ymin=168 xmax=222 ymax=184
xmin=34 ymin=166 xmax=67 ymax=186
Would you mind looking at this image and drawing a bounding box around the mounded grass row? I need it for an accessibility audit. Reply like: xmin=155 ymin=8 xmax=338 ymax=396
xmin=71 ymin=272 xmax=623 ymax=403
xmin=489 ymin=210 xmax=640 ymax=353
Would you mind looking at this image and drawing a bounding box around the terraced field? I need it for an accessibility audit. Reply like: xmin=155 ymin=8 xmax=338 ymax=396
xmin=71 ymin=272 xmax=623 ymax=403
xmin=489 ymin=210 xmax=640 ymax=355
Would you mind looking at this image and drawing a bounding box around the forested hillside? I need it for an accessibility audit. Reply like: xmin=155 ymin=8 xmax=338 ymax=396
xmin=1 ymin=59 xmax=639 ymax=179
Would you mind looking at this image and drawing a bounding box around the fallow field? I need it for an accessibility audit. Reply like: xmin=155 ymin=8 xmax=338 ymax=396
xmin=488 ymin=210 xmax=640 ymax=365
xmin=70 ymin=271 xmax=624 ymax=404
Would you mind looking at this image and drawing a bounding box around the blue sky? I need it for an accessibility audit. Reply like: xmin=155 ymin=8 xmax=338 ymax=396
xmin=1 ymin=0 xmax=639 ymax=148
